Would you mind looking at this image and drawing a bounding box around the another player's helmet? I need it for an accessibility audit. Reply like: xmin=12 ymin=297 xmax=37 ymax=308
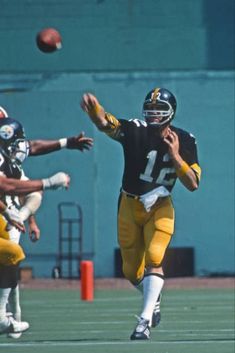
xmin=0 ymin=117 xmax=29 ymax=165
xmin=142 ymin=88 xmax=177 ymax=127
xmin=0 ymin=106 xmax=8 ymax=118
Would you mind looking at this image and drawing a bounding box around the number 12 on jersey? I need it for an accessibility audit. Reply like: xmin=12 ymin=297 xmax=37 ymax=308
xmin=140 ymin=150 xmax=175 ymax=186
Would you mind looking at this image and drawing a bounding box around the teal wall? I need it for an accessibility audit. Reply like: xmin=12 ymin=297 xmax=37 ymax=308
xmin=0 ymin=0 xmax=234 ymax=72
xmin=0 ymin=0 xmax=234 ymax=277
xmin=0 ymin=71 xmax=234 ymax=277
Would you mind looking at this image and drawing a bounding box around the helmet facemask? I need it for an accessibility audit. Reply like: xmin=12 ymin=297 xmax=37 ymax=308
xmin=0 ymin=139 xmax=29 ymax=167
xmin=143 ymin=88 xmax=176 ymax=128
xmin=143 ymin=102 xmax=174 ymax=127
xmin=8 ymin=139 xmax=29 ymax=165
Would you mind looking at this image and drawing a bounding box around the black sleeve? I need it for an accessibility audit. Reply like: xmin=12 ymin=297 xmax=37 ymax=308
xmin=179 ymin=133 xmax=199 ymax=166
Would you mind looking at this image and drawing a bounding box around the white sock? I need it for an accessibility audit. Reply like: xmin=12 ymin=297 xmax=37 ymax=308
xmin=140 ymin=274 xmax=164 ymax=323
xmin=8 ymin=285 xmax=21 ymax=321
xmin=135 ymin=280 xmax=162 ymax=305
xmin=0 ymin=288 xmax=12 ymax=327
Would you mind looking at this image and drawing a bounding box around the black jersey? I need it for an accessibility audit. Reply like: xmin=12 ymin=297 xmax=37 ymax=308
xmin=110 ymin=118 xmax=199 ymax=195
xmin=0 ymin=152 xmax=22 ymax=180
xmin=0 ymin=151 xmax=23 ymax=207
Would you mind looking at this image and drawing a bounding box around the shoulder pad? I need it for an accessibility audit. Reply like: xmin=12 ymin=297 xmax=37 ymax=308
xmin=172 ymin=126 xmax=196 ymax=141
xmin=128 ymin=119 xmax=147 ymax=127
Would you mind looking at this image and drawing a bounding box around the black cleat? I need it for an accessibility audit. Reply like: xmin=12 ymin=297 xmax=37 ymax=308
xmin=130 ymin=317 xmax=151 ymax=340
xmin=151 ymin=293 xmax=162 ymax=328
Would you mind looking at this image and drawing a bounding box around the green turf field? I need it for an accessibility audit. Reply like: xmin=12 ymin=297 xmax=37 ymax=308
xmin=0 ymin=287 xmax=234 ymax=353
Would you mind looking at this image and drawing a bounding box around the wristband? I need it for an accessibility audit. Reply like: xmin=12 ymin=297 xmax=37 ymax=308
xmin=59 ymin=138 xmax=67 ymax=148
xmin=42 ymin=178 xmax=50 ymax=189
xmin=176 ymin=161 xmax=191 ymax=177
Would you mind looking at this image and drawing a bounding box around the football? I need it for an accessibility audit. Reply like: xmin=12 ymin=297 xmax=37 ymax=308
xmin=36 ymin=28 xmax=62 ymax=53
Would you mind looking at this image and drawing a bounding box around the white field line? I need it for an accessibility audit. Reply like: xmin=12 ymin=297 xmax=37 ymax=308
xmin=0 ymin=340 xmax=234 ymax=348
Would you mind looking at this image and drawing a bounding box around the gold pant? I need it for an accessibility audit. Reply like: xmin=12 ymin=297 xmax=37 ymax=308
xmin=0 ymin=215 xmax=25 ymax=266
xmin=118 ymin=194 xmax=174 ymax=283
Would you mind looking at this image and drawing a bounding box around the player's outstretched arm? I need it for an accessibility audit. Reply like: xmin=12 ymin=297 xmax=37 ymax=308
xmin=0 ymin=172 xmax=70 ymax=195
xmin=80 ymin=93 xmax=108 ymax=130
xmin=29 ymin=132 xmax=93 ymax=156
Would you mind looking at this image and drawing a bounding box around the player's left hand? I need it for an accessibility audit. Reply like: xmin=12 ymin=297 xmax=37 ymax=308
xmin=164 ymin=128 xmax=180 ymax=158
xmin=28 ymin=221 xmax=40 ymax=242
xmin=67 ymin=132 xmax=93 ymax=151
xmin=3 ymin=207 xmax=26 ymax=233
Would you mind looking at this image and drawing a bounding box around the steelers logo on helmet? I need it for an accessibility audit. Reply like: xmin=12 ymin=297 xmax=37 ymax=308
xmin=143 ymin=88 xmax=177 ymax=127
xmin=0 ymin=118 xmax=29 ymax=166
xmin=0 ymin=125 xmax=14 ymax=140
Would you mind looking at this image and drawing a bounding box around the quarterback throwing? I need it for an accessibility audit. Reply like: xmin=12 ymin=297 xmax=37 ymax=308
xmin=81 ymin=88 xmax=201 ymax=340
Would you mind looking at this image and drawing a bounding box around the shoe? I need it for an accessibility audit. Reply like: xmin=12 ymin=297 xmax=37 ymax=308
xmin=130 ymin=317 xmax=151 ymax=340
xmin=0 ymin=317 xmax=29 ymax=335
xmin=151 ymin=293 xmax=162 ymax=328
xmin=7 ymin=332 xmax=22 ymax=339
xmin=6 ymin=313 xmax=22 ymax=339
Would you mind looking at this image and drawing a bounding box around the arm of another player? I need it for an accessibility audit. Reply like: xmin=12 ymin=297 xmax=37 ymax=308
xmin=164 ymin=129 xmax=200 ymax=191
xmin=0 ymin=172 xmax=70 ymax=195
xmin=28 ymin=132 xmax=93 ymax=156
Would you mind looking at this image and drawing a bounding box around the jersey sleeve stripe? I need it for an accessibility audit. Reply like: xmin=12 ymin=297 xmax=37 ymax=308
xmin=190 ymin=163 xmax=201 ymax=181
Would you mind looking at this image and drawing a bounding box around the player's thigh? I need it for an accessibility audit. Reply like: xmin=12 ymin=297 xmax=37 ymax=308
xmin=0 ymin=238 xmax=25 ymax=266
xmin=118 ymin=195 xmax=144 ymax=250
xmin=144 ymin=197 xmax=174 ymax=266
xmin=118 ymin=195 xmax=145 ymax=282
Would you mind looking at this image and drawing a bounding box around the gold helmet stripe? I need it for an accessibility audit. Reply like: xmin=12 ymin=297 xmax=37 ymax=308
xmin=152 ymin=88 xmax=160 ymax=102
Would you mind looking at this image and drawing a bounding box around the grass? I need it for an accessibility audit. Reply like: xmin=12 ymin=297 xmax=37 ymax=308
xmin=0 ymin=287 xmax=234 ymax=353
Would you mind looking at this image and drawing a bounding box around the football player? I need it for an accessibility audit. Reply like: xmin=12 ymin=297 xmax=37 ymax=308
xmin=81 ymin=88 xmax=201 ymax=340
xmin=0 ymin=200 xmax=29 ymax=336
xmin=0 ymin=105 xmax=93 ymax=154
xmin=0 ymin=117 xmax=70 ymax=336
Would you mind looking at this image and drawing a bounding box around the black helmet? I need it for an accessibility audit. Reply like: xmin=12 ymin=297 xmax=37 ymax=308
xmin=0 ymin=117 xmax=29 ymax=165
xmin=143 ymin=88 xmax=177 ymax=127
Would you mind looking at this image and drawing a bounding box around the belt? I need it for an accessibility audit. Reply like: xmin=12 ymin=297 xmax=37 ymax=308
xmin=122 ymin=190 xmax=140 ymax=200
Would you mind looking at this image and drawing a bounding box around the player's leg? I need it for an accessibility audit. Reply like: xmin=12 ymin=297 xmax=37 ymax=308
xmin=130 ymin=196 xmax=174 ymax=340
xmin=8 ymin=285 xmax=21 ymax=322
xmin=118 ymin=194 xmax=146 ymax=284
xmin=0 ymin=239 xmax=28 ymax=334
xmin=140 ymin=232 xmax=171 ymax=325
xmin=6 ymin=227 xmax=23 ymax=338
xmin=0 ymin=265 xmax=29 ymax=334
xmin=142 ymin=197 xmax=174 ymax=325
xmin=7 ymin=284 xmax=22 ymax=339
xmin=118 ymin=194 xmax=152 ymax=340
